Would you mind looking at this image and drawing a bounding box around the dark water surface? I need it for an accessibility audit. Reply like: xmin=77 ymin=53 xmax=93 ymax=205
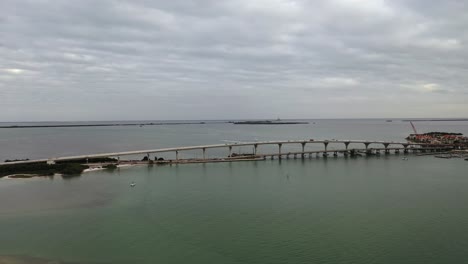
xmin=1 ymin=119 xmax=468 ymax=263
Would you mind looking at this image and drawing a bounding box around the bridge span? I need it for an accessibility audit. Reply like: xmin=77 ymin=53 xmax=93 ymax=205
xmin=0 ymin=139 xmax=454 ymax=166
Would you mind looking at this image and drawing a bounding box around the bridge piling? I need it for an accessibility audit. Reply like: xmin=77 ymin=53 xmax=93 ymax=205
xmin=301 ymin=143 xmax=306 ymax=159
xmin=345 ymin=142 xmax=350 ymax=151
xmin=384 ymin=143 xmax=390 ymax=154
xmin=364 ymin=142 xmax=370 ymax=150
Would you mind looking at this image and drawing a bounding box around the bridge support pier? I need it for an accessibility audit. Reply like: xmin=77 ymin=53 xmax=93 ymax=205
xmin=175 ymin=151 xmax=179 ymax=161
xmin=384 ymin=143 xmax=390 ymax=154
xmin=364 ymin=142 xmax=370 ymax=151
xmin=228 ymin=146 xmax=232 ymax=157
xmin=202 ymin=148 xmax=206 ymax=160
xmin=321 ymin=142 xmax=329 ymax=157
xmin=254 ymin=144 xmax=258 ymax=156
xmin=278 ymin=144 xmax=282 ymax=160
xmin=301 ymin=142 xmax=306 ymax=159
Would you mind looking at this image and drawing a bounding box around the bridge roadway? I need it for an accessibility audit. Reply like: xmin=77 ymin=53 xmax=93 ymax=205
xmin=0 ymin=139 xmax=450 ymax=166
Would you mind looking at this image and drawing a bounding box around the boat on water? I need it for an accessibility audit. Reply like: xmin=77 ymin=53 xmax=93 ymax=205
xmin=130 ymin=182 xmax=136 ymax=187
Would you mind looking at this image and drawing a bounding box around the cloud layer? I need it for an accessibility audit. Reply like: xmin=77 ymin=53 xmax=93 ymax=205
xmin=1 ymin=0 xmax=467 ymax=121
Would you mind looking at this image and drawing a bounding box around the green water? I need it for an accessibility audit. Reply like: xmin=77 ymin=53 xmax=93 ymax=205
xmin=1 ymin=155 xmax=468 ymax=263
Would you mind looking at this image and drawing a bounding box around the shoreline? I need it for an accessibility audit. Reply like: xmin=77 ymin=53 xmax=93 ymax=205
xmin=3 ymin=151 xmax=466 ymax=180
xmin=0 ymin=255 xmax=78 ymax=264
xmin=82 ymin=164 xmax=139 ymax=173
xmin=3 ymin=173 xmax=58 ymax=179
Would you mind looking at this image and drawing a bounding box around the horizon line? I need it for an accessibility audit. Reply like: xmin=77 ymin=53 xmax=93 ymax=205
xmin=1 ymin=117 xmax=468 ymax=123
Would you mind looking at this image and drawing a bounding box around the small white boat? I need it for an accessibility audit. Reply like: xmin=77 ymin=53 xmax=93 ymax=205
xmin=130 ymin=182 xmax=136 ymax=187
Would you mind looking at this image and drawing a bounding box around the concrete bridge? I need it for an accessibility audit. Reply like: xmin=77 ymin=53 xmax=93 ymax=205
xmin=0 ymin=139 xmax=455 ymax=166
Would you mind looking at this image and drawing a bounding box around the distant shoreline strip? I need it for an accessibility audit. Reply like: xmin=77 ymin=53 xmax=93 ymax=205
xmin=0 ymin=121 xmax=310 ymax=128
xmin=0 ymin=122 xmax=211 ymax=128
xmin=402 ymin=119 xmax=468 ymax=122
xmin=232 ymin=122 xmax=309 ymax=125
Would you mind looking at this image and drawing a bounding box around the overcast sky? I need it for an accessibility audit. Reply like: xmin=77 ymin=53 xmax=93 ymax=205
xmin=1 ymin=0 xmax=467 ymax=121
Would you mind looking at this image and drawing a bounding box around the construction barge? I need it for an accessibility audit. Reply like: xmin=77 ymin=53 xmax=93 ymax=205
xmin=405 ymin=122 xmax=468 ymax=159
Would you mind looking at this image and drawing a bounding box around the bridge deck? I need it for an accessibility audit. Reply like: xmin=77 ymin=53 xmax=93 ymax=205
xmin=0 ymin=139 xmax=451 ymax=166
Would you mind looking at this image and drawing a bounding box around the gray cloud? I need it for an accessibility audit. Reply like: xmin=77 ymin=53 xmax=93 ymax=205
xmin=0 ymin=0 xmax=467 ymax=121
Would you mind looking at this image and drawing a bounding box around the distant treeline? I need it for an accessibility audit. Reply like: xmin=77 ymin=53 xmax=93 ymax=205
xmin=56 ymin=157 xmax=117 ymax=164
xmin=0 ymin=157 xmax=120 ymax=177
xmin=0 ymin=162 xmax=88 ymax=177
xmin=4 ymin=158 xmax=30 ymax=162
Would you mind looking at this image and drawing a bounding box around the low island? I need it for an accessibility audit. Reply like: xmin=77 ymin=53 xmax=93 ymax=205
xmin=0 ymin=158 xmax=117 ymax=179
xmin=232 ymin=120 xmax=309 ymax=125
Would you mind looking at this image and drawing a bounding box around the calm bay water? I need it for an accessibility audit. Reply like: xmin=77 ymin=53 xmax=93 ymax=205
xmin=1 ymin=119 xmax=468 ymax=263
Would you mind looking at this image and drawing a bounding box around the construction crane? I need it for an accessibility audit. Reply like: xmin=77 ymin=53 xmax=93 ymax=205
xmin=410 ymin=121 xmax=418 ymax=134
